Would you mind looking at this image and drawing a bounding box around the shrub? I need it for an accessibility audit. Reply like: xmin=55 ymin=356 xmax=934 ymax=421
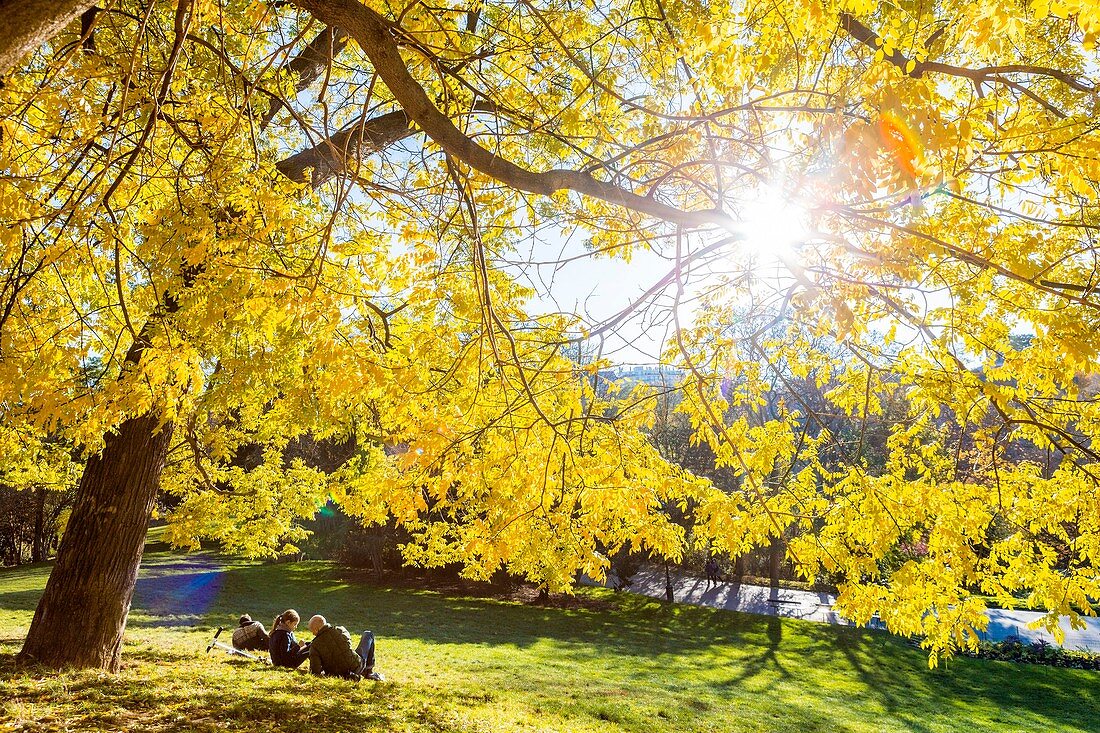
xmin=966 ymin=636 xmax=1100 ymax=670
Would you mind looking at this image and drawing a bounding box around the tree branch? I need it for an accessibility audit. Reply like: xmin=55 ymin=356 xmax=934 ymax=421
xmin=261 ymin=24 xmax=350 ymax=130
xmin=275 ymin=109 xmax=413 ymax=186
xmin=839 ymin=12 xmax=1096 ymax=94
xmin=274 ymin=99 xmax=528 ymax=187
xmin=291 ymin=0 xmax=736 ymax=232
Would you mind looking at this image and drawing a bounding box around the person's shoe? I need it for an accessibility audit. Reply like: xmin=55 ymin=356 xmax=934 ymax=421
xmin=365 ymin=671 xmax=385 ymax=681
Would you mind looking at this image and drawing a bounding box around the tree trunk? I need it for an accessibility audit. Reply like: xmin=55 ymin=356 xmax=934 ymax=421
xmin=18 ymin=412 xmax=173 ymax=671
xmin=0 ymin=0 xmax=94 ymax=76
xmin=768 ymin=537 xmax=782 ymax=602
xmin=733 ymin=554 xmax=745 ymax=581
xmin=31 ymin=486 xmax=46 ymax=563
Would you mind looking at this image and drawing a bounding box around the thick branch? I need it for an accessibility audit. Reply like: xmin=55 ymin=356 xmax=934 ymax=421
xmin=261 ymin=25 xmax=350 ymax=129
xmin=79 ymin=6 xmax=97 ymax=52
xmin=0 ymin=0 xmax=94 ymax=75
xmin=291 ymin=0 xmax=735 ymax=232
xmin=839 ymin=13 xmax=924 ymax=77
xmin=275 ymin=109 xmax=413 ymax=186
xmin=275 ymin=99 xmax=516 ymax=187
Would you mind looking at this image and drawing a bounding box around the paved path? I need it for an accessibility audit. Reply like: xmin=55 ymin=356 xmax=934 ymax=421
xmin=619 ymin=566 xmax=1100 ymax=651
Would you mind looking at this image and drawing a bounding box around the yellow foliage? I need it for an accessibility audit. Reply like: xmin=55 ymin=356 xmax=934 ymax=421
xmin=2 ymin=0 xmax=1100 ymax=661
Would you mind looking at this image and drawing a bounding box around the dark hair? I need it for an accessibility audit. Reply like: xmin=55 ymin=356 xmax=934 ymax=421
xmin=273 ymin=609 xmax=300 ymax=630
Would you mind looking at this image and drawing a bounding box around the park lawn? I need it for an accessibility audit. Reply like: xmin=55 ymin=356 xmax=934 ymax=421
xmin=0 ymin=541 xmax=1096 ymax=733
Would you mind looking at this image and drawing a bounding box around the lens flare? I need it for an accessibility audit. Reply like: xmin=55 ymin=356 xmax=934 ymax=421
xmin=136 ymin=567 xmax=224 ymax=618
xmin=878 ymin=110 xmax=923 ymax=179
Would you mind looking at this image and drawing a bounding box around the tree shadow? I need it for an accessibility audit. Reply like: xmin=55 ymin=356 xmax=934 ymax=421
xmin=5 ymin=552 xmax=1099 ymax=732
xmin=0 ymin=654 xmax=400 ymax=732
xmin=723 ymin=614 xmax=790 ymax=687
xmin=821 ymin=624 xmax=1100 ymax=733
xmin=0 ymin=588 xmax=45 ymax=614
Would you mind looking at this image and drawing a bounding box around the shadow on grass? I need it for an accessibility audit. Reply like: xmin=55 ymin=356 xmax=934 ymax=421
xmin=0 ymin=588 xmax=45 ymax=614
xmin=4 ymin=640 xmax=584 ymax=733
xmin=168 ymin=560 xmax=1100 ymax=731
xmin=723 ymin=614 xmax=790 ymax=686
xmin=824 ymin=620 xmax=1100 ymax=733
xmin=5 ymin=553 xmax=1100 ymax=733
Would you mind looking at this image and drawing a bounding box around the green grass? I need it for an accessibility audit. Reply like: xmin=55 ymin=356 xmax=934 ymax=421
xmin=1 ymin=542 xmax=1097 ymax=733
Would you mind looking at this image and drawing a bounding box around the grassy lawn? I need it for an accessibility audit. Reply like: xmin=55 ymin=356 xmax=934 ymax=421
xmin=1 ymin=537 xmax=1097 ymax=732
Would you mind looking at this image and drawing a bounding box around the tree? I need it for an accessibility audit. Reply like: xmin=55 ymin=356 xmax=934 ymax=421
xmin=0 ymin=424 xmax=78 ymax=565
xmin=3 ymin=0 xmax=1100 ymax=669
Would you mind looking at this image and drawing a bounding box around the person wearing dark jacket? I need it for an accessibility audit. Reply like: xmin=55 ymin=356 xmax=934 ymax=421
xmin=306 ymin=614 xmax=383 ymax=681
xmin=269 ymin=609 xmax=310 ymax=669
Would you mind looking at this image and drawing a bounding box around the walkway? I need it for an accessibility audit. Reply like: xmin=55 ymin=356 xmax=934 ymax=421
xmin=620 ymin=566 xmax=1100 ymax=651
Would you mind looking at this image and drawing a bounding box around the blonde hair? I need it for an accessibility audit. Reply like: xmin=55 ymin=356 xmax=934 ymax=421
xmin=273 ymin=609 xmax=300 ymax=630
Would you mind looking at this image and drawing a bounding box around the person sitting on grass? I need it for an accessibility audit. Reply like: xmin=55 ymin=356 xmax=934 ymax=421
xmin=269 ymin=609 xmax=310 ymax=669
xmin=307 ymin=614 xmax=384 ymax=681
xmin=231 ymin=614 xmax=269 ymax=652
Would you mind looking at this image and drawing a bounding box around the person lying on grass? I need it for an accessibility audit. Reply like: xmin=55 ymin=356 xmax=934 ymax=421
xmin=269 ymin=609 xmax=311 ymax=669
xmin=307 ymin=614 xmax=384 ymax=681
xmin=231 ymin=614 xmax=269 ymax=652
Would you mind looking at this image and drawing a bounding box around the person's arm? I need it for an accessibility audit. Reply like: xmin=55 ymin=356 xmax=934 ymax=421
xmin=308 ymin=643 xmax=323 ymax=675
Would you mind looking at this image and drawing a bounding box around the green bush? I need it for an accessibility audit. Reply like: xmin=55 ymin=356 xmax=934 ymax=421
xmin=966 ymin=636 xmax=1100 ymax=670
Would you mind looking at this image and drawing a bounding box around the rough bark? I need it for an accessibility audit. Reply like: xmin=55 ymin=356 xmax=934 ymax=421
xmin=18 ymin=412 xmax=174 ymax=670
xmin=0 ymin=0 xmax=94 ymax=76
xmin=276 ymin=110 xmax=412 ymax=187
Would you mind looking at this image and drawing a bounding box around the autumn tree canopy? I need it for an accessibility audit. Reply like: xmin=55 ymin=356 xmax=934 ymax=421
xmin=2 ymin=0 xmax=1100 ymax=667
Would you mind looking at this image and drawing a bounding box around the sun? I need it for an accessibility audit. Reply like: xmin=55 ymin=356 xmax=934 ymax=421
xmin=735 ymin=185 xmax=812 ymax=259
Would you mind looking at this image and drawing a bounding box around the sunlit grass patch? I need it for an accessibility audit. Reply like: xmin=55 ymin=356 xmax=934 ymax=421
xmin=1 ymin=549 xmax=1098 ymax=732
